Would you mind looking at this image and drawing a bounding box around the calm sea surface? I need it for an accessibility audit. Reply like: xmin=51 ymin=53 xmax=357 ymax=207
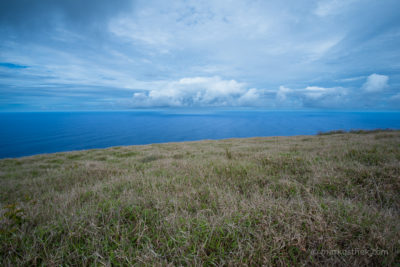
xmin=1 ymin=111 xmax=399 ymax=158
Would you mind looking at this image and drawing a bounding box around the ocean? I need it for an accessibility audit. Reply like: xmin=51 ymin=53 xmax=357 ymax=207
xmin=0 ymin=110 xmax=399 ymax=158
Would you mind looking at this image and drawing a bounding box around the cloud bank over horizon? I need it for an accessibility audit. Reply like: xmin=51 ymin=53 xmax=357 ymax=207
xmin=0 ymin=0 xmax=399 ymax=110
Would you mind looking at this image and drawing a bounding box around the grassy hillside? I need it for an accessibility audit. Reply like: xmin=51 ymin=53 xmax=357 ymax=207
xmin=1 ymin=130 xmax=399 ymax=266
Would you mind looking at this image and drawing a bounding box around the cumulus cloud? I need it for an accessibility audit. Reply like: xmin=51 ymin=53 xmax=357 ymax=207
xmin=275 ymin=85 xmax=348 ymax=108
xmin=303 ymin=86 xmax=346 ymax=99
xmin=302 ymin=86 xmax=348 ymax=108
xmin=276 ymin=86 xmax=292 ymax=101
xmin=131 ymin=76 xmax=266 ymax=107
xmin=280 ymin=85 xmax=347 ymax=101
xmin=138 ymin=80 xmax=350 ymax=109
xmin=362 ymin=74 xmax=389 ymax=92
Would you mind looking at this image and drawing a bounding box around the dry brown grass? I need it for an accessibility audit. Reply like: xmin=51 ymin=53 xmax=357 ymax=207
xmin=1 ymin=130 xmax=400 ymax=266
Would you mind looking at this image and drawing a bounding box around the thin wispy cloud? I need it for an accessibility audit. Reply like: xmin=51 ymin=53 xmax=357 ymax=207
xmin=0 ymin=0 xmax=399 ymax=110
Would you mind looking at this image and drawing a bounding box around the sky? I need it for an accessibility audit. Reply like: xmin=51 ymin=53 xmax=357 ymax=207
xmin=0 ymin=0 xmax=399 ymax=111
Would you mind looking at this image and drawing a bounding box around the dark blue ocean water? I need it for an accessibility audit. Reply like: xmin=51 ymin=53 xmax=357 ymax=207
xmin=0 ymin=111 xmax=399 ymax=158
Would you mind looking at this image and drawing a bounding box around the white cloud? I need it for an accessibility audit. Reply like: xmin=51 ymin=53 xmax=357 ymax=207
xmin=276 ymin=86 xmax=292 ymax=101
xmin=106 ymin=0 xmax=345 ymax=82
xmin=275 ymin=84 xmax=348 ymax=108
xmin=298 ymin=86 xmax=347 ymax=105
xmin=237 ymin=88 xmax=263 ymax=105
xmin=304 ymin=86 xmax=331 ymax=99
xmin=301 ymin=86 xmax=348 ymax=108
xmin=130 ymin=76 xmax=266 ymax=107
xmin=362 ymin=73 xmax=389 ymax=92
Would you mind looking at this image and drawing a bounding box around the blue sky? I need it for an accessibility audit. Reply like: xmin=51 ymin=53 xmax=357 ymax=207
xmin=0 ymin=0 xmax=399 ymax=111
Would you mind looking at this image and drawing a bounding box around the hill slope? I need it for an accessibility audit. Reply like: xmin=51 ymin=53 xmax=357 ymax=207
xmin=1 ymin=131 xmax=399 ymax=265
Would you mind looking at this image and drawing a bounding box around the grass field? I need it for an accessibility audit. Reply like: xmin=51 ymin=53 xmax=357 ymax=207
xmin=1 ymin=130 xmax=399 ymax=266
